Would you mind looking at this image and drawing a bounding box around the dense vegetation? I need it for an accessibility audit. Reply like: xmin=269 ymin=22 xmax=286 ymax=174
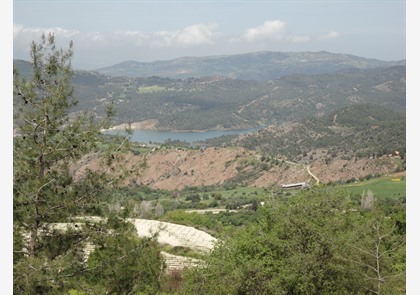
xmin=14 ymin=60 xmax=405 ymax=132
xmin=205 ymin=103 xmax=406 ymax=163
xmin=182 ymin=188 xmax=405 ymax=295
xmin=83 ymin=65 xmax=405 ymax=131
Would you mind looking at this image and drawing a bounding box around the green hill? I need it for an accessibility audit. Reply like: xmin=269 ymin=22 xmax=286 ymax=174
xmin=94 ymin=50 xmax=404 ymax=81
xmin=205 ymin=103 xmax=406 ymax=163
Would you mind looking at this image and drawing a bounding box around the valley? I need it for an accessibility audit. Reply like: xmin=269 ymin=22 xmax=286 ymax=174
xmin=13 ymin=48 xmax=406 ymax=294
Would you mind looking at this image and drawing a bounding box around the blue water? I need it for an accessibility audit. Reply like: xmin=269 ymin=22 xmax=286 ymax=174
xmin=105 ymin=127 xmax=260 ymax=143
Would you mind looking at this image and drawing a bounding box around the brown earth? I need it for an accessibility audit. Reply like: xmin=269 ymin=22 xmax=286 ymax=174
xmin=110 ymin=119 xmax=159 ymax=131
xmin=73 ymin=146 xmax=404 ymax=191
xmin=309 ymin=156 xmax=403 ymax=183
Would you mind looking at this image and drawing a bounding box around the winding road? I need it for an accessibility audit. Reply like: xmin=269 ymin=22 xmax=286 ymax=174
xmin=306 ymin=165 xmax=320 ymax=185
xmin=276 ymin=158 xmax=320 ymax=185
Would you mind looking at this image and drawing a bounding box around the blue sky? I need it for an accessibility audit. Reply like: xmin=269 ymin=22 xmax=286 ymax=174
xmin=13 ymin=0 xmax=406 ymax=70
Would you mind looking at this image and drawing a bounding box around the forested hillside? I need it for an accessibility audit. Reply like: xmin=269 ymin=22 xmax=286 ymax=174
xmin=236 ymin=66 xmax=405 ymax=125
xmin=14 ymin=60 xmax=406 ymax=131
xmin=205 ymin=103 xmax=405 ymax=164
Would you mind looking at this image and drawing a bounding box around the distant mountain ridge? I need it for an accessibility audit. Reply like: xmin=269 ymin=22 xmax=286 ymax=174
xmin=94 ymin=51 xmax=405 ymax=81
xmin=13 ymin=59 xmax=406 ymax=131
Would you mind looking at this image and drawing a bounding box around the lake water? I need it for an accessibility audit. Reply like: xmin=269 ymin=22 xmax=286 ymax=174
xmin=105 ymin=127 xmax=261 ymax=143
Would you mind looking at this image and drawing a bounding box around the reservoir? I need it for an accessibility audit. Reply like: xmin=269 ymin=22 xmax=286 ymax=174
xmin=105 ymin=127 xmax=260 ymax=143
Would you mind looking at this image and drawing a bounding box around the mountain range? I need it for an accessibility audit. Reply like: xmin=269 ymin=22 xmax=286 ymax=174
xmin=14 ymin=51 xmax=406 ymax=132
xmin=94 ymin=50 xmax=405 ymax=81
xmin=13 ymin=49 xmax=406 ymax=167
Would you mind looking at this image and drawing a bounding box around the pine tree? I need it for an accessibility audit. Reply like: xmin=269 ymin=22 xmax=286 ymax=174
xmin=13 ymin=33 xmax=162 ymax=294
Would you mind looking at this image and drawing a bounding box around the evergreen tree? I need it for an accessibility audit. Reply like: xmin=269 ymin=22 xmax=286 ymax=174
xmin=75 ymin=215 xmax=165 ymax=295
xmin=13 ymin=33 xmax=163 ymax=294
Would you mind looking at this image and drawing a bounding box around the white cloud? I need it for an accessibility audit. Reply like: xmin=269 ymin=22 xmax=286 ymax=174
xmin=112 ymin=31 xmax=149 ymax=47
xmin=148 ymin=31 xmax=172 ymax=47
xmin=242 ymin=20 xmax=287 ymax=42
xmin=148 ymin=23 xmax=220 ymax=48
xmin=13 ymin=24 xmax=80 ymax=56
xmin=13 ymin=24 xmax=24 ymax=39
xmin=319 ymin=31 xmax=340 ymax=40
xmin=237 ymin=20 xmax=310 ymax=44
xmin=13 ymin=24 xmax=80 ymax=48
xmin=22 ymin=26 xmax=80 ymax=38
xmin=175 ymin=23 xmax=219 ymax=46
xmin=13 ymin=23 xmax=220 ymax=50
xmin=85 ymin=32 xmax=107 ymax=42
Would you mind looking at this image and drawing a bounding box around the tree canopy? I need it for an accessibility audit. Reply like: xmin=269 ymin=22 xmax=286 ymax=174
xmin=13 ymin=33 xmax=164 ymax=294
xmin=182 ymin=188 xmax=405 ymax=295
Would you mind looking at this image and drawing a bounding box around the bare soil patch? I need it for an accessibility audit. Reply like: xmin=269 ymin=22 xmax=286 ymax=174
xmin=72 ymin=147 xmax=403 ymax=190
xmin=111 ymin=119 xmax=159 ymax=130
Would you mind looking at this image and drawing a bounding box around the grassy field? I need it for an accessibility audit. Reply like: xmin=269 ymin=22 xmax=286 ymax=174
xmin=336 ymin=176 xmax=406 ymax=199
xmin=137 ymin=85 xmax=168 ymax=93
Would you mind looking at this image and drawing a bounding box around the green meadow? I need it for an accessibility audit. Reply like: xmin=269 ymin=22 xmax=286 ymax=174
xmin=336 ymin=175 xmax=406 ymax=199
xmin=137 ymin=85 xmax=168 ymax=93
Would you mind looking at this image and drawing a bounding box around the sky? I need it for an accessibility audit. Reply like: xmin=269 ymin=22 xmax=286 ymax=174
xmin=13 ymin=0 xmax=406 ymax=70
